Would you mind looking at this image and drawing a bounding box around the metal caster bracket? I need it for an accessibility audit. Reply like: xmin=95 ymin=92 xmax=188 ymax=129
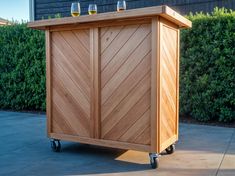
xmin=165 ymin=144 xmax=175 ymax=154
xmin=149 ymin=153 xmax=160 ymax=169
xmin=50 ymin=139 xmax=61 ymax=152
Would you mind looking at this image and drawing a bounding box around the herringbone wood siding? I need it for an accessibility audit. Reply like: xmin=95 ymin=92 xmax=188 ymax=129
xmin=159 ymin=18 xmax=179 ymax=151
xmin=51 ymin=29 xmax=91 ymax=137
xmin=100 ymin=23 xmax=152 ymax=145
xmin=43 ymin=12 xmax=183 ymax=152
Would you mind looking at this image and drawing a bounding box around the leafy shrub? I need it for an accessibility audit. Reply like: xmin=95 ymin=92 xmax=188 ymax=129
xmin=0 ymin=24 xmax=45 ymax=111
xmin=180 ymin=8 xmax=235 ymax=122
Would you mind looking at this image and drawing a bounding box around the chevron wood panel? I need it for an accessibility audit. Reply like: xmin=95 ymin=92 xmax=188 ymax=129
xmin=31 ymin=7 xmax=191 ymax=153
xmin=50 ymin=29 xmax=91 ymax=137
xmin=160 ymin=19 xmax=178 ymax=147
xmin=100 ymin=23 xmax=152 ymax=145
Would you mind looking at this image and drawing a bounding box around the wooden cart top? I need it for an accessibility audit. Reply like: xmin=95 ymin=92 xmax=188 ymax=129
xmin=28 ymin=5 xmax=191 ymax=30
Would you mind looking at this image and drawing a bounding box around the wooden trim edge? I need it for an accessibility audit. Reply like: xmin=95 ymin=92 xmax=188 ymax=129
xmin=46 ymin=30 xmax=52 ymax=136
xmin=160 ymin=135 xmax=178 ymax=153
xmin=50 ymin=133 xmax=151 ymax=152
xmin=176 ymin=29 xmax=180 ymax=140
xmin=28 ymin=6 xmax=191 ymax=30
xmin=90 ymin=28 xmax=101 ymax=139
xmin=150 ymin=17 xmax=160 ymax=153
xmin=161 ymin=5 xmax=192 ymax=28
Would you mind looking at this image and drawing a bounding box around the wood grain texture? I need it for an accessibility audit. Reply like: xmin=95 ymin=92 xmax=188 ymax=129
xmin=90 ymin=27 xmax=101 ymax=139
xmin=176 ymin=28 xmax=180 ymax=141
xmin=51 ymin=29 xmax=91 ymax=137
xmin=159 ymin=17 xmax=179 ymax=152
xmin=100 ymin=23 xmax=152 ymax=145
xmin=50 ymin=133 xmax=150 ymax=152
xmin=46 ymin=30 xmax=52 ymax=136
xmin=41 ymin=14 xmax=184 ymax=153
xmin=28 ymin=6 xmax=191 ymax=30
xmin=49 ymin=18 xmax=152 ymax=32
xmin=150 ymin=17 xmax=160 ymax=153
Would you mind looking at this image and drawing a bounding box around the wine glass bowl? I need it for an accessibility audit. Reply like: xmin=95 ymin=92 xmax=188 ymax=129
xmin=117 ymin=0 xmax=126 ymax=12
xmin=71 ymin=2 xmax=81 ymax=17
xmin=88 ymin=4 xmax=97 ymax=15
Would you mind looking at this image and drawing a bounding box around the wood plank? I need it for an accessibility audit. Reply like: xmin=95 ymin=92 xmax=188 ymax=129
xmin=134 ymin=125 xmax=151 ymax=145
xmin=48 ymin=18 xmax=152 ymax=32
xmin=159 ymin=17 xmax=178 ymax=151
xmin=162 ymin=78 xmax=176 ymax=112
xmin=52 ymin=103 xmax=77 ymax=135
xmin=101 ymin=24 xmax=139 ymax=70
xmin=50 ymin=133 xmax=151 ymax=152
xmin=101 ymin=25 xmax=124 ymax=53
xmin=119 ymin=109 xmax=150 ymax=142
xmin=90 ymin=28 xmax=101 ymax=139
xmin=101 ymin=47 xmax=151 ymax=106
xmin=162 ymin=5 xmax=192 ymax=28
xmin=52 ymin=59 xmax=90 ymax=116
xmin=101 ymin=52 xmax=151 ymax=120
xmin=161 ymin=102 xmax=175 ymax=137
xmin=162 ymin=46 xmax=177 ymax=79
xmin=100 ymin=27 xmax=109 ymax=37
xmin=52 ymin=71 xmax=90 ymax=125
xmin=150 ymin=17 xmax=160 ymax=153
xmin=52 ymin=119 xmax=63 ymax=134
xmin=103 ymin=90 xmax=150 ymax=141
xmin=46 ymin=30 xmax=52 ymax=135
xmin=28 ymin=6 xmax=191 ymax=30
xmin=60 ymin=31 xmax=90 ymax=69
xmin=101 ymin=24 xmax=151 ymax=89
xmin=52 ymin=43 xmax=90 ymax=102
xmin=51 ymin=32 xmax=90 ymax=86
xmin=176 ymin=29 xmax=180 ymax=141
xmin=160 ymin=135 xmax=177 ymax=153
xmin=101 ymin=55 xmax=151 ymax=122
xmin=102 ymin=72 xmax=151 ymax=136
xmin=73 ymin=29 xmax=90 ymax=51
xmin=52 ymin=76 xmax=90 ymax=137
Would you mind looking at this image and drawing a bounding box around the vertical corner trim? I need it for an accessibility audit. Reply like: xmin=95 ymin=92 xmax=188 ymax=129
xmin=46 ymin=30 xmax=52 ymax=135
xmin=150 ymin=17 xmax=160 ymax=153
xmin=90 ymin=28 xmax=101 ymax=139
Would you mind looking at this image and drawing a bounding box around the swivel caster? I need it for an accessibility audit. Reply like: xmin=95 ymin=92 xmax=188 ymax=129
xmin=149 ymin=153 xmax=159 ymax=169
xmin=165 ymin=144 xmax=175 ymax=154
xmin=50 ymin=139 xmax=61 ymax=152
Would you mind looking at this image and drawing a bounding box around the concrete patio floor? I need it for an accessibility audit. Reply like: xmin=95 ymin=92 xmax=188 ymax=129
xmin=0 ymin=111 xmax=234 ymax=176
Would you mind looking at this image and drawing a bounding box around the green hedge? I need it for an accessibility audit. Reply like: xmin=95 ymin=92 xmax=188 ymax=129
xmin=180 ymin=8 xmax=235 ymax=122
xmin=0 ymin=8 xmax=234 ymax=122
xmin=0 ymin=24 xmax=46 ymax=111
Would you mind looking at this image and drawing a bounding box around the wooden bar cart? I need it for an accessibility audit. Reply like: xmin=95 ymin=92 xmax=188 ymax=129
xmin=28 ymin=5 xmax=191 ymax=168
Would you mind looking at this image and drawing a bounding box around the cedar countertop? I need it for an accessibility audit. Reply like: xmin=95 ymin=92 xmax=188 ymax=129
xmin=28 ymin=5 xmax=192 ymax=30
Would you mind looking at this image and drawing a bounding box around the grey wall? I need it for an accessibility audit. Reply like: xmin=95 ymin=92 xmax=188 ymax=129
xmin=34 ymin=0 xmax=235 ymax=20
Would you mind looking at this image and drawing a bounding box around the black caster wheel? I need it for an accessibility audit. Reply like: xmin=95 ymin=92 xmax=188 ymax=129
xmin=165 ymin=144 xmax=175 ymax=154
xmin=50 ymin=139 xmax=61 ymax=152
xmin=149 ymin=153 xmax=159 ymax=169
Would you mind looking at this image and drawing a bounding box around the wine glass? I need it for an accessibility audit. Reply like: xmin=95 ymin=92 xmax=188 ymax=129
xmin=88 ymin=4 xmax=97 ymax=15
xmin=71 ymin=2 xmax=81 ymax=17
xmin=117 ymin=0 xmax=126 ymax=12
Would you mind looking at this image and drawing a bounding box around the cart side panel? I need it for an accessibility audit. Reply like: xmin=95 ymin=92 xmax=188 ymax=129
xmin=100 ymin=23 xmax=152 ymax=145
xmin=50 ymin=29 xmax=91 ymax=138
xmin=159 ymin=17 xmax=179 ymax=152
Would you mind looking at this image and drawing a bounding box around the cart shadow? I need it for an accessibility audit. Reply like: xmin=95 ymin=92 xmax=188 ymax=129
xmin=60 ymin=143 xmax=152 ymax=175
